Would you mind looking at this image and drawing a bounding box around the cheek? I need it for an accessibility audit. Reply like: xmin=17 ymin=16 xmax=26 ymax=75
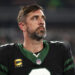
xmin=26 ymin=20 xmax=39 ymax=31
xmin=30 ymin=26 xmax=38 ymax=32
xmin=29 ymin=23 xmax=38 ymax=30
xmin=26 ymin=24 xmax=35 ymax=33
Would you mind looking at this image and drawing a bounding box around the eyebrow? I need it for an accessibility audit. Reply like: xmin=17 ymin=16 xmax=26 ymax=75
xmin=31 ymin=15 xmax=46 ymax=19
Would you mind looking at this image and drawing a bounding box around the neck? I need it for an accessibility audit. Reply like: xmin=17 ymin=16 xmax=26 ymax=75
xmin=23 ymin=38 xmax=43 ymax=53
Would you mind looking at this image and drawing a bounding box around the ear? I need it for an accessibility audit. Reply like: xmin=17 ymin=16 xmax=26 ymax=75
xmin=18 ymin=22 xmax=26 ymax=32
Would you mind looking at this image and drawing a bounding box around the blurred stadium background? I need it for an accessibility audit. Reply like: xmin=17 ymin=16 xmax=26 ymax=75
xmin=0 ymin=0 xmax=75 ymax=63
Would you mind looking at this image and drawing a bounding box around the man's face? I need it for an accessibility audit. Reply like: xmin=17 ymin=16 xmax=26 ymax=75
xmin=24 ymin=9 xmax=46 ymax=40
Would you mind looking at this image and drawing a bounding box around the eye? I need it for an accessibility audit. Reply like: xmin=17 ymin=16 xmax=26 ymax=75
xmin=31 ymin=16 xmax=38 ymax=20
xmin=42 ymin=16 xmax=46 ymax=20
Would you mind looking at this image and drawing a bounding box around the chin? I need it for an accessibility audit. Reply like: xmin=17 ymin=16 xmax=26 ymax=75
xmin=36 ymin=34 xmax=46 ymax=40
xmin=38 ymin=32 xmax=46 ymax=38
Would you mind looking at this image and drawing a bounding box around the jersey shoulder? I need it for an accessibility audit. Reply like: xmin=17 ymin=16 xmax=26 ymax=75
xmin=49 ymin=40 xmax=66 ymax=46
xmin=0 ymin=43 xmax=15 ymax=50
xmin=49 ymin=40 xmax=65 ymax=44
xmin=48 ymin=41 xmax=71 ymax=51
xmin=0 ymin=43 xmax=16 ymax=57
xmin=0 ymin=43 xmax=15 ymax=48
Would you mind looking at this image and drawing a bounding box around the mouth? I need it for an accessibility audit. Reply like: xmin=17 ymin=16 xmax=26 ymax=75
xmin=38 ymin=26 xmax=45 ymax=30
xmin=36 ymin=26 xmax=46 ymax=34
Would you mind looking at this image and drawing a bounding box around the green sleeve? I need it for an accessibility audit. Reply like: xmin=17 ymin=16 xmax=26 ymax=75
xmin=0 ymin=71 xmax=7 ymax=75
xmin=64 ymin=44 xmax=75 ymax=75
xmin=0 ymin=64 xmax=8 ymax=75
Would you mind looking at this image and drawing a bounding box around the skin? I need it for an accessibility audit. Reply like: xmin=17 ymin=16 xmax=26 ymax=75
xmin=18 ymin=9 xmax=46 ymax=53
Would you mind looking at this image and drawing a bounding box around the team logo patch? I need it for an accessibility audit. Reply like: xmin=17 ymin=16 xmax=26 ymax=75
xmin=14 ymin=59 xmax=23 ymax=67
xmin=36 ymin=59 xmax=42 ymax=65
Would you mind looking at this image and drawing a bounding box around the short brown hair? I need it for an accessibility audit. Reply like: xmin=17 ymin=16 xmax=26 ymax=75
xmin=17 ymin=4 xmax=43 ymax=23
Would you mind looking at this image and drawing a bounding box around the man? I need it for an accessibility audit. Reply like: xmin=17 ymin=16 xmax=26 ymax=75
xmin=0 ymin=4 xmax=75 ymax=75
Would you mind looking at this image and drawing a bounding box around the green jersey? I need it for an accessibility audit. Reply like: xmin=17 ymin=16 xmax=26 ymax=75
xmin=0 ymin=41 xmax=75 ymax=75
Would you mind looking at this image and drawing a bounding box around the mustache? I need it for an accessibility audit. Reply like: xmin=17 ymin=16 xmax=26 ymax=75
xmin=37 ymin=26 xmax=45 ymax=30
xmin=39 ymin=23 xmax=45 ymax=26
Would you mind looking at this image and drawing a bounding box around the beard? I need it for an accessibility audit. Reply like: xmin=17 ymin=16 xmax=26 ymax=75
xmin=27 ymin=26 xmax=47 ymax=41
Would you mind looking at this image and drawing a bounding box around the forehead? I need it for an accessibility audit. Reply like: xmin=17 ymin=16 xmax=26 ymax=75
xmin=27 ymin=9 xmax=45 ymax=17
